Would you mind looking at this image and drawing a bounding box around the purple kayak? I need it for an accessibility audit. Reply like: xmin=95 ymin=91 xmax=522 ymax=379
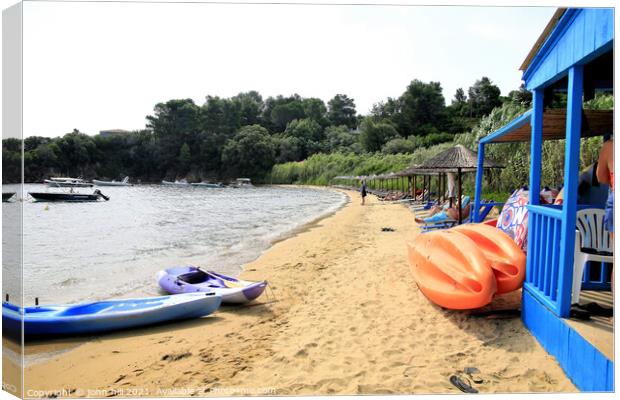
xmin=157 ymin=266 xmax=267 ymax=304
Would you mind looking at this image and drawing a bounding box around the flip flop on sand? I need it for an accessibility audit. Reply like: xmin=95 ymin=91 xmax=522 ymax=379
xmin=470 ymin=309 xmax=521 ymax=319
xmin=580 ymin=302 xmax=613 ymax=317
xmin=450 ymin=374 xmax=478 ymax=394
xmin=381 ymin=227 xmax=396 ymax=232
xmin=569 ymin=304 xmax=591 ymax=320
xmin=464 ymin=367 xmax=483 ymax=384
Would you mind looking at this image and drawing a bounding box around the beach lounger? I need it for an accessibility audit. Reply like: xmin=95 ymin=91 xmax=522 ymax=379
xmin=419 ymin=200 xmax=499 ymax=232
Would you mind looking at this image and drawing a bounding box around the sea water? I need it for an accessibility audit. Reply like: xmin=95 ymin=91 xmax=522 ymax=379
xmin=2 ymin=184 xmax=347 ymax=305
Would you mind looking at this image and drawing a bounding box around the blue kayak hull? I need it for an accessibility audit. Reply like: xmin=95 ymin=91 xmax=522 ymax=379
xmin=2 ymin=293 xmax=221 ymax=339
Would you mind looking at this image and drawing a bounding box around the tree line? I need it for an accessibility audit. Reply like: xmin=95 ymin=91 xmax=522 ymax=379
xmin=271 ymin=93 xmax=612 ymax=196
xmin=3 ymin=76 xmax=524 ymax=183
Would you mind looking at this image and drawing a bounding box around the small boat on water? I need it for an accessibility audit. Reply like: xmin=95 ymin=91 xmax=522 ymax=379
xmin=162 ymin=179 xmax=190 ymax=186
xmin=230 ymin=178 xmax=253 ymax=188
xmin=157 ymin=266 xmax=267 ymax=304
xmin=191 ymin=181 xmax=224 ymax=188
xmin=2 ymin=192 xmax=15 ymax=202
xmin=92 ymin=176 xmax=133 ymax=187
xmin=29 ymin=189 xmax=110 ymax=202
xmin=2 ymin=292 xmax=221 ymax=339
xmin=44 ymin=177 xmax=93 ymax=188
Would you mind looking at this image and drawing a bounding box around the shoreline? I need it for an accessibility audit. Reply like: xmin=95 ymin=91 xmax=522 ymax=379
xmin=11 ymin=185 xmax=349 ymax=369
xmin=13 ymin=184 xmax=347 ymax=307
xmin=268 ymin=186 xmax=350 ymax=247
xmin=19 ymin=191 xmax=576 ymax=395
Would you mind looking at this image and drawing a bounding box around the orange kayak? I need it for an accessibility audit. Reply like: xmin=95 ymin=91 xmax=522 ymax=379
xmin=407 ymin=224 xmax=526 ymax=309
xmin=407 ymin=230 xmax=496 ymax=309
xmin=451 ymin=224 xmax=526 ymax=294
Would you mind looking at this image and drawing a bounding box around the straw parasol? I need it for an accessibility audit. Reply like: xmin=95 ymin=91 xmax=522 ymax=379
xmin=416 ymin=145 xmax=502 ymax=223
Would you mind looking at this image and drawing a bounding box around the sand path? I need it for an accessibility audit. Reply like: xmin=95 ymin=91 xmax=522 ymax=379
xmin=21 ymin=189 xmax=576 ymax=396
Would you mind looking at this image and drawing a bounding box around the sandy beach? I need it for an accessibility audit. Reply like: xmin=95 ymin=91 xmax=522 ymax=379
xmin=17 ymin=189 xmax=576 ymax=396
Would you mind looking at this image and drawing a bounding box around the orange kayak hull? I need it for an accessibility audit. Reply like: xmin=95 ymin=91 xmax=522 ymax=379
xmin=451 ymin=224 xmax=526 ymax=294
xmin=407 ymin=230 xmax=497 ymax=310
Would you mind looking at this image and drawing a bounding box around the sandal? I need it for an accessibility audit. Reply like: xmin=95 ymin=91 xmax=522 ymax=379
xmin=569 ymin=304 xmax=591 ymax=320
xmin=450 ymin=374 xmax=478 ymax=393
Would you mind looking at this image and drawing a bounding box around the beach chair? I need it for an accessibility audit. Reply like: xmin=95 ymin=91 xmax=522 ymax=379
xmin=417 ymin=196 xmax=471 ymax=231
xmin=410 ymin=200 xmax=438 ymax=211
xmin=571 ymin=208 xmax=614 ymax=304
xmin=474 ymin=201 xmax=500 ymax=222
xmin=418 ymin=198 xmax=500 ymax=232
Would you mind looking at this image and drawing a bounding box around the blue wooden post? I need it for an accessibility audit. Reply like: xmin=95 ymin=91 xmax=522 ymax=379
xmin=473 ymin=142 xmax=485 ymax=222
xmin=557 ymin=65 xmax=584 ymax=318
xmin=529 ymin=88 xmax=544 ymax=206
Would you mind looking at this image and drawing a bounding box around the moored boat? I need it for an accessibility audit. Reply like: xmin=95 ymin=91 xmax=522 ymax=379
xmin=230 ymin=178 xmax=253 ymax=188
xmin=44 ymin=177 xmax=93 ymax=188
xmin=2 ymin=192 xmax=15 ymax=202
xmin=92 ymin=176 xmax=133 ymax=187
xmin=2 ymin=292 xmax=221 ymax=339
xmin=191 ymin=181 xmax=224 ymax=188
xmin=29 ymin=189 xmax=110 ymax=202
xmin=162 ymin=179 xmax=190 ymax=186
xmin=157 ymin=266 xmax=267 ymax=304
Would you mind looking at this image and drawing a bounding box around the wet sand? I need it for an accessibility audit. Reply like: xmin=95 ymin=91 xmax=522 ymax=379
xmin=17 ymin=189 xmax=576 ymax=396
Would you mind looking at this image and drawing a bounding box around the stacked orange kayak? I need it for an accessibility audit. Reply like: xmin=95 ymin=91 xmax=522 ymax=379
xmin=407 ymin=224 xmax=526 ymax=310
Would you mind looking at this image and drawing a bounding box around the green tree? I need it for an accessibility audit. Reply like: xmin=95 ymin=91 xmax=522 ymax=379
xmin=221 ymin=125 xmax=276 ymax=178
xmin=261 ymin=95 xmax=306 ymax=132
xmin=146 ymin=99 xmax=201 ymax=172
xmin=467 ymin=77 xmax=502 ymax=118
xmin=324 ymin=125 xmax=358 ymax=153
xmin=451 ymin=88 xmax=468 ymax=116
xmin=359 ymin=118 xmax=398 ymax=152
xmin=327 ymin=94 xmax=357 ymax=129
xmin=274 ymin=135 xmax=303 ymax=163
xmin=508 ymin=85 xmax=532 ymax=107
xmin=231 ymin=91 xmax=264 ymax=127
xmin=399 ymin=80 xmax=446 ymax=136
xmin=178 ymin=142 xmax=191 ymax=174
xmin=302 ymin=98 xmax=329 ymax=126
xmin=382 ymin=137 xmax=417 ymax=154
xmin=283 ymin=118 xmax=325 ymax=159
xmin=55 ymin=130 xmax=97 ymax=176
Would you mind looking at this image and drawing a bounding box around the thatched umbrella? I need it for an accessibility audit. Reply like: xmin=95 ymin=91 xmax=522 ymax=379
xmin=416 ymin=145 xmax=501 ymax=224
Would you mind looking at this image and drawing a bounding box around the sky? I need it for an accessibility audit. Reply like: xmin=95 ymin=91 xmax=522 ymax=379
xmin=20 ymin=1 xmax=557 ymax=138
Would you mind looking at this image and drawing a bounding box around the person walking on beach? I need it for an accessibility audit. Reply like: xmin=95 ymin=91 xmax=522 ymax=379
xmin=361 ymin=180 xmax=367 ymax=206
xmin=597 ymin=137 xmax=614 ymax=293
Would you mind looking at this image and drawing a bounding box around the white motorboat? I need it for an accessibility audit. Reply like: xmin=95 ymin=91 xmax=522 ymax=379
xmin=92 ymin=176 xmax=133 ymax=187
xmin=161 ymin=179 xmax=190 ymax=186
xmin=230 ymin=178 xmax=253 ymax=188
xmin=191 ymin=181 xmax=224 ymax=188
xmin=44 ymin=177 xmax=93 ymax=188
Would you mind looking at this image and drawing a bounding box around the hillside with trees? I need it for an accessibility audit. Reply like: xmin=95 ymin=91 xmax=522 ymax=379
xmin=3 ymin=76 xmax=610 ymax=194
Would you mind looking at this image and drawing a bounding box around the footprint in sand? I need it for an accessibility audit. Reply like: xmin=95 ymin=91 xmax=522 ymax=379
xmin=295 ymin=348 xmax=309 ymax=358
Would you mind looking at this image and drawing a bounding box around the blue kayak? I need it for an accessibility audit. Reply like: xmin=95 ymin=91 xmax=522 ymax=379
xmin=2 ymin=292 xmax=221 ymax=339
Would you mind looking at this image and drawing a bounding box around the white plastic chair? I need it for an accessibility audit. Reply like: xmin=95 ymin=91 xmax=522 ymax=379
xmin=572 ymin=208 xmax=614 ymax=304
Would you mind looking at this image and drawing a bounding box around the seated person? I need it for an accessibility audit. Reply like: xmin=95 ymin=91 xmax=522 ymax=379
xmin=423 ymin=194 xmax=464 ymax=216
xmin=416 ymin=196 xmax=471 ymax=224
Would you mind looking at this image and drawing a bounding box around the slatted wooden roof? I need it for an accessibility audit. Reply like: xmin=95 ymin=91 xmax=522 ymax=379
xmin=520 ymin=8 xmax=566 ymax=72
xmin=395 ymin=167 xmax=445 ymax=177
xmin=482 ymin=109 xmax=614 ymax=144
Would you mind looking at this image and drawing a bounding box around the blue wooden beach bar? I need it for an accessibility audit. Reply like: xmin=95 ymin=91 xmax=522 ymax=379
xmin=473 ymin=8 xmax=614 ymax=391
